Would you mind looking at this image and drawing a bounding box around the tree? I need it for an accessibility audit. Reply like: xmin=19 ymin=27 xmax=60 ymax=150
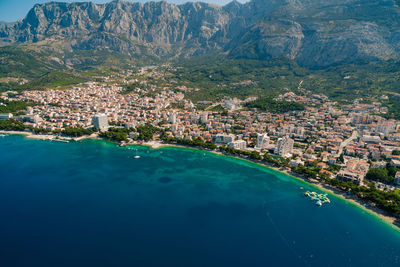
xmin=99 ymin=128 xmax=128 ymax=142
xmin=327 ymin=164 xmax=341 ymax=172
xmin=338 ymin=153 xmax=344 ymax=163
xmin=250 ymin=151 xmax=262 ymax=160
xmin=366 ymin=168 xmax=393 ymax=184
xmin=387 ymin=163 xmax=399 ymax=178
xmin=0 ymin=119 xmax=26 ymax=131
xmin=62 ymin=127 xmax=93 ymax=137
xmin=137 ymin=123 xmax=157 ymax=141
xmin=392 ymin=150 xmax=400 ymax=156
xmin=245 ymin=97 xmax=305 ymax=113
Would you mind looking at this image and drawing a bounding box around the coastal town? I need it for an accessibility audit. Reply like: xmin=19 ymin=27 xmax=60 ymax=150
xmin=2 ymin=67 xmax=400 ymax=220
xmin=4 ymin=0 xmax=400 ymax=264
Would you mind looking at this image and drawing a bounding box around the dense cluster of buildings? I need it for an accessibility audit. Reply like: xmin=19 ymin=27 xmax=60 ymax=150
xmin=2 ymin=75 xmax=400 ymax=190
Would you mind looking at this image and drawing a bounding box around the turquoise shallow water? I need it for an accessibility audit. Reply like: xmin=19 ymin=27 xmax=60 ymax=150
xmin=0 ymin=135 xmax=400 ymax=266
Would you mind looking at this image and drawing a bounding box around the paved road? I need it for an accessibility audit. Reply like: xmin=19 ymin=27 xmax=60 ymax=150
xmin=205 ymin=102 xmax=222 ymax=111
xmin=337 ymin=130 xmax=358 ymax=156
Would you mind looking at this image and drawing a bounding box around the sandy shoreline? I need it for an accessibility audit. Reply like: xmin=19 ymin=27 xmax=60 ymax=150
xmin=2 ymin=131 xmax=398 ymax=229
xmin=0 ymin=130 xmax=97 ymax=142
xmin=137 ymin=141 xmax=399 ymax=228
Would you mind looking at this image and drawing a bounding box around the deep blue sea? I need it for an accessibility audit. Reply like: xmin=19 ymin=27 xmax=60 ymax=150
xmin=0 ymin=135 xmax=400 ymax=266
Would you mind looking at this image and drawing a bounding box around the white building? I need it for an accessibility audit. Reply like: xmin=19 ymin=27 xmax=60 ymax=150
xmin=93 ymin=113 xmax=109 ymax=132
xmin=289 ymin=158 xmax=304 ymax=167
xmin=0 ymin=113 xmax=13 ymax=120
xmin=200 ymin=112 xmax=208 ymax=124
xmin=214 ymin=134 xmax=235 ymax=145
xmin=27 ymin=106 xmax=34 ymax=115
xmin=274 ymin=136 xmax=294 ymax=157
xmin=376 ymin=123 xmax=395 ymax=135
xmin=361 ymin=135 xmax=381 ymax=144
xmin=223 ymin=98 xmax=238 ymax=111
xmin=190 ymin=114 xmax=199 ymax=123
xmin=391 ymin=159 xmax=400 ymax=168
xmin=255 ymin=133 xmax=270 ymax=150
xmin=228 ymin=140 xmax=247 ymax=150
xmin=18 ymin=115 xmax=42 ymax=123
xmin=394 ymin=171 xmax=400 ymax=186
xmin=169 ymin=112 xmax=176 ymax=124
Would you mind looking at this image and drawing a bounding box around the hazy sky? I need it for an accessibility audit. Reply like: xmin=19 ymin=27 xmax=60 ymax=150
xmin=0 ymin=0 xmax=249 ymax=22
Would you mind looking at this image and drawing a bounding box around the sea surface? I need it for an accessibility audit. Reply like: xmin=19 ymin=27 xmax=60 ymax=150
xmin=0 ymin=135 xmax=400 ymax=266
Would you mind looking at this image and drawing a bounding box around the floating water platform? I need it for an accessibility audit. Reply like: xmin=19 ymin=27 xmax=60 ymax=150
xmin=304 ymin=191 xmax=330 ymax=206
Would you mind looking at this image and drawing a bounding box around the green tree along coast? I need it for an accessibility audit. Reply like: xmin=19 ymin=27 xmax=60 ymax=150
xmin=58 ymin=127 xmax=94 ymax=137
xmin=99 ymin=128 xmax=129 ymax=142
xmin=365 ymin=162 xmax=400 ymax=186
xmin=1 ymin=134 xmax=400 ymax=266
xmin=325 ymin=179 xmax=400 ymax=218
xmin=162 ymin=137 xmax=217 ymax=150
xmin=162 ymin=137 xmax=400 ymax=219
xmin=366 ymin=168 xmax=393 ymax=185
xmin=0 ymin=119 xmax=26 ymax=131
xmin=136 ymin=123 xmax=158 ymax=141
xmin=2 ymin=117 xmax=400 ymax=220
xmin=0 ymin=119 xmax=92 ymax=137
xmin=161 ymin=140 xmax=400 ymax=220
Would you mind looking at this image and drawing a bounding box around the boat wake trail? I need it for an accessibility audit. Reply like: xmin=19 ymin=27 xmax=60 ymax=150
xmin=264 ymin=201 xmax=311 ymax=266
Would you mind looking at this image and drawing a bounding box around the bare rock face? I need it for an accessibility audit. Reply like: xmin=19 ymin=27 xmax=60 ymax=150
xmin=227 ymin=19 xmax=305 ymax=61
xmin=1 ymin=0 xmax=400 ymax=67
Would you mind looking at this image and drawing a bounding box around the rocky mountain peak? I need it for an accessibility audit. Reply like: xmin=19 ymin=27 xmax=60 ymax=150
xmin=1 ymin=0 xmax=400 ymax=67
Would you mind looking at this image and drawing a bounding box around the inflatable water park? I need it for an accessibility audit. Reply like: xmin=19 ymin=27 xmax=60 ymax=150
xmin=304 ymin=191 xmax=331 ymax=206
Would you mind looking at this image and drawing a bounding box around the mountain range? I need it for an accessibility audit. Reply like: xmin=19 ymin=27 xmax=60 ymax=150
xmin=1 ymin=0 xmax=400 ymax=67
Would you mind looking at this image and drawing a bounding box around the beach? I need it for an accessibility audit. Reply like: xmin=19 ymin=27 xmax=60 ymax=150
xmin=0 ymin=130 xmax=97 ymax=141
xmin=138 ymin=140 xmax=400 ymax=228
xmin=1 ymin=130 xmax=398 ymax=229
xmin=2 ymin=134 xmax=400 ymax=266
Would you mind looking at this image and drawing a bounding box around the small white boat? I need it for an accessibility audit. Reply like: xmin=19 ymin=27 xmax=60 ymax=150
xmin=0 ymin=134 xmax=7 ymax=137
xmin=316 ymin=200 xmax=323 ymax=206
xmin=134 ymin=149 xmax=140 ymax=159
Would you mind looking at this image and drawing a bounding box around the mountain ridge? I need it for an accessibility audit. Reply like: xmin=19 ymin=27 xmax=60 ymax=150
xmin=1 ymin=0 xmax=400 ymax=67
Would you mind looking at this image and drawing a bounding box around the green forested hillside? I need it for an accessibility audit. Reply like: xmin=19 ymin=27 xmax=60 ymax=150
xmin=0 ymin=46 xmax=62 ymax=78
xmin=15 ymin=72 xmax=87 ymax=91
xmin=2 ymin=44 xmax=400 ymax=116
xmin=0 ymin=45 xmax=151 ymax=92
xmin=245 ymin=97 xmax=305 ymax=113
xmin=173 ymin=55 xmax=400 ymax=103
